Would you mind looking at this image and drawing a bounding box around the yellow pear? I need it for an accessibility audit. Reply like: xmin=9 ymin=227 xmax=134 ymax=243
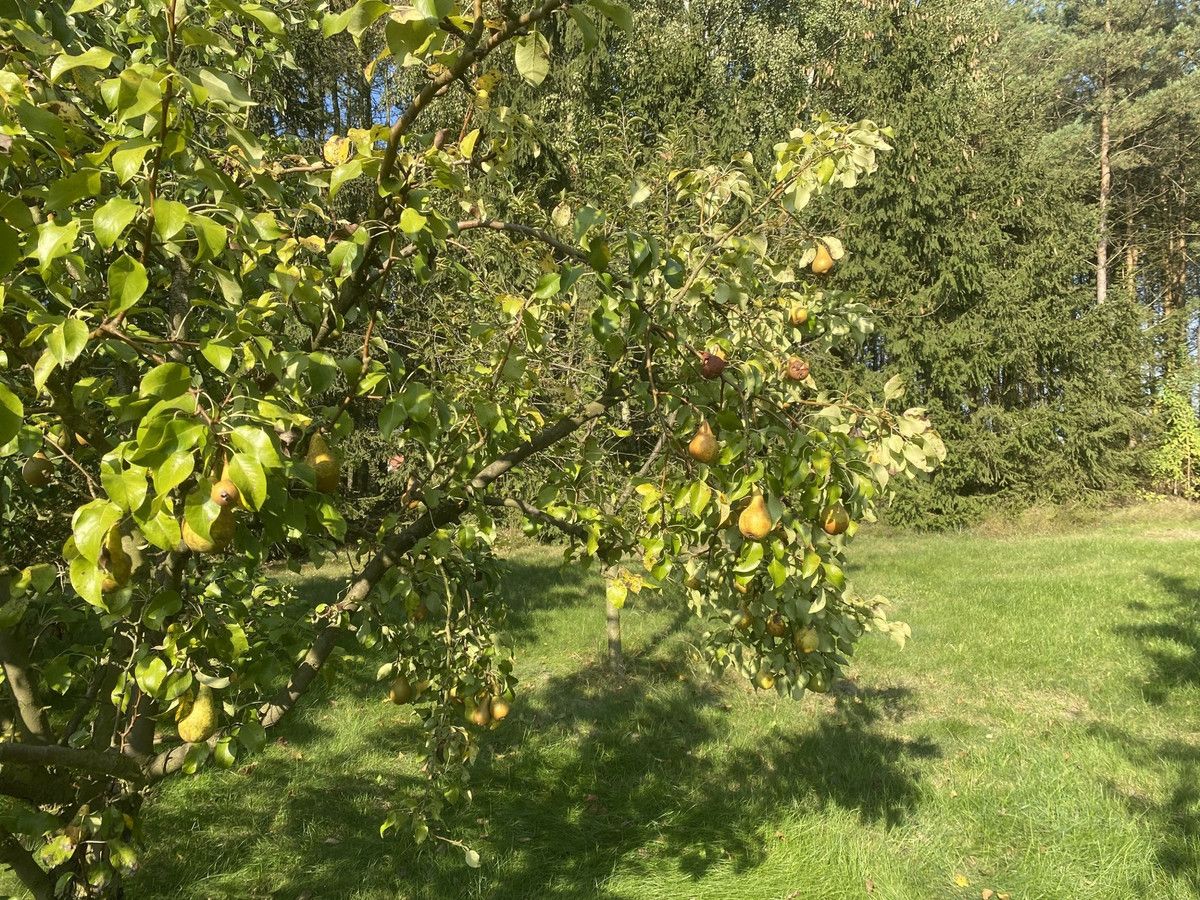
xmin=490 ymin=698 xmax=511 ymax=721
xmin=306 ymin=433 xmax=340 ymax=494
xmin=755 ymin=670 xmax=775 ymax=691
xmin=177 ymin=685 xmax=220 ymax=744
xmin=21 ymin=453 xmax=53 ymax=487
xmin=766 ymin=612 xmax=787 ymax=638
xmin=101 ymin=526 xmax=132 ymax=594
xmin=210 ymin=478 xmax=240 ymax=508
xmin=388 ymin=675 xmax=414 ymax=704
xmin=687 ymin=421 xmax=719 ymax=465
xmin=738 ymin=493 xmax=773 ymax=541
xmin=467 ymin=697 xmax=492 ymax=727
xmin=807 ymin=670 xmax=831 ymax=693
xmin=182 ymin=506 xmax=235 ymax=554
xmin=789 ymin=303 xmax=809 ymax=327
xmin=811 ymin=243 xmax=834 ymax=275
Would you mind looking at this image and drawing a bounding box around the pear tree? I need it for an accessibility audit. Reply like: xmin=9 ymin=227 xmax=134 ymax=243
xmin=0 ymin=0 xmax=942 ymax=895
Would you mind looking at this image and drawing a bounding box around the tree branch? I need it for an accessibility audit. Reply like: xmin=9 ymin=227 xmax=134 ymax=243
xmin=480 ymin=496 xmax=590 ymax=539
xmin=257 ymin=389 xmax=622 ymax=730
xmin=0 ymin=826 xmax=54 ymax=900
xmin=0 ymin=631 xmax=51 ymax=744
xmin=0 ymin=742 xmax=144 ymax=783
xmin=378 ymin=0 xmax=567 ymax=184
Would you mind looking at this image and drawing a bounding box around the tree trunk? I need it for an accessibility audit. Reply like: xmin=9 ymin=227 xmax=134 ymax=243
xmin=1097 ymin=104 xmax=1111 ymax=305
xmin=1096 ymin=3 xmax=1112 ymax=305
xmin=605 ymin=599 xmax=623 ymax=672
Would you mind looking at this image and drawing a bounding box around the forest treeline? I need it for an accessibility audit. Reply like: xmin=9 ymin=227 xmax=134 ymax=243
xmin=276 ymin=0 xmax=1199 ymax=528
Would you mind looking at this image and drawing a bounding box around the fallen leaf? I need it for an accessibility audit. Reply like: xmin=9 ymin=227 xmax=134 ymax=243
xmin=865 ymin=877 xmax=876 ymax=893
xmin=981 ymin=890 xmax=994 ymax=900
xmin=954 ymin=873 xmax=970 ymax=888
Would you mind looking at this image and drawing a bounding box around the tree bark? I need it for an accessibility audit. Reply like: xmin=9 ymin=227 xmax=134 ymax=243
xmin=0 ymin=827 xmax=53 ymax=900
xmin=605 ymin=598 xmax=624 ymax=672
xmin=1097 ymin=104 xmax=1111 ymax=305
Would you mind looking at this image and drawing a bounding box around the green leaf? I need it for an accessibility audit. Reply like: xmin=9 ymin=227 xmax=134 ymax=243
xmin=152 ymin=450 xmax=194 ymax=496
xmin=0 ymin=220 xmax=20 ymax=278
xmin=230 ymin=426 xmax=281 ymax=469
xmin=31 ymin=218 xmax=80 ymax=274
xmin=138 ymin=505 xmax=181 ymax=551
xmin=111 ymin=139 xmax=154 ymax=184
xmin=514 ymin=31 xmax=551 ymax=86
xmin=152 ymin=199 xmax=189 ymax=241
xmin=734 ymin=541 xmax=764 ymax=574
xmin=588 ymin=0 xmax=633 ymax=31
xmin=67 ymin=0 xmax=109 ymax=11
xmin=100 ymin=458 xmax=149 ymax=512
xmin=189 ymin=214 xmax=228 ymax=260
xmin=194 ymin=69 xmax=255 ymax=108
xmin=237 ymin=719 xmax=267 ymax=753
xmin=323 ymin=0 xmax=389 ymax=38
xmin=50 ymin=47 xmax=117 ymax=83
xmin=47 ymin=320 xmax=87 ymax=365
xmin=200 ymin=340 xmax=234 ymax=373
xmin=0 ymin=383 xmax=20 ymax=447
xmin=108 ymin=254 xmax=148 ymax=313
xmin=399 ymin=207 xmax=427 ymax=234
xmin=71 ymin=499 xmax=123 ymax=564
xmin=143 ymin=589 xmax=182 ymax=631
xmin=93 ymin=197 xmax=139 ymax=249
xmin=139 ymin=363 xmax=191 ymax=400
xmin=134 ymin=655 xmax=168 ymax=697
xmin=329 ymin=160 xmax=363 ymax=199
xmin=228 ymin=453 xmax=267 ymax=510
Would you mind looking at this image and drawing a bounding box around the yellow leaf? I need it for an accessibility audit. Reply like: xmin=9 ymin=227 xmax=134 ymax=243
xmin=322 ymin=135 xmax=351 ymax=166
xmin=953 ymin=874 xmax=970 ymax=888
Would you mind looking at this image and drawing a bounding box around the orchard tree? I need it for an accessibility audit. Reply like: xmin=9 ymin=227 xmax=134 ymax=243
xmin=0 ymin=0 xmax=943 ymax=895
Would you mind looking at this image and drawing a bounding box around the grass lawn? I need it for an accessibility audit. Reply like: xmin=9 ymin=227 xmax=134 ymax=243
xmin=101 ymin=503 xmax=1200 ymax=898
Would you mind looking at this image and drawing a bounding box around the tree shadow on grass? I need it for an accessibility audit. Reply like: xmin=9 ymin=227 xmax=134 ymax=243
xmin=131 ymin=560 xmax=938 ymax=900
xmin=1099 ymin=571 xmax=1200 ymax=893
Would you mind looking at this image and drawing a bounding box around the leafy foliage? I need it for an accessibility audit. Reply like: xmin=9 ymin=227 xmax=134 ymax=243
xmin=0 ymin=0 xmax=939 ymax=895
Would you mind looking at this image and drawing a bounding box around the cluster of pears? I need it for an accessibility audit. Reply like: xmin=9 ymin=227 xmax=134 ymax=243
xmin=466 ymin=692 xmax=511 ymax=728
xmin=176 ymin=685 xmax=220 ymax=744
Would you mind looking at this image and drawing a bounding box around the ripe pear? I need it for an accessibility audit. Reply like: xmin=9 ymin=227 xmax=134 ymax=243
xmin=821 ymin=503 xmax=850 ymax=536
xmin=785 ymin=357 xmax=810 ymax=382
xmin=210 ymin=479 xmax=240 ymax=508
xmin=490 ymin=698 xmax=511 ymax=721
xmin=182 ymin=506 xmax=235 ymax=554
xmin=21 ymin=453 xmax=53 ymax=487
xmin=100 ymin=526 xmax=132 ymax=594
xmin=699 ymin=351 xmax=727 ymax=379
xmin=811 ymin=243 xmax=834 ymax=275
xmin=468 ymin=697 xmax=492 ymax=727
xmin=734 ymin=606 xmax=753 ymax=631
xmin=738 ymin=493 xmax=773 ymax=541
xmin=794 ymin=626 xmax=820 ymax=654
xmin=687 ymin=421 xmax=719 ymax=465
xmin=177 ymin=685 xmax=220 ymax=744
xmin=755 ymin=670 xmax=776 ymax=691
xmin=789 ymin=304 xmax=809 ymax=327
xmin=388 ymin=674 xmax=414 ymax=705
xmin=306 ymin=432 xmax=340 ymax=494
xmin=766 ymin=612 xmax=787 ymax=638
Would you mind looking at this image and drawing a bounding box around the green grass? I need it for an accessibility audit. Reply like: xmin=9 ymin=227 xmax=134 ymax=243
xmin=50 ymin=504 xmax=1200 ymax=896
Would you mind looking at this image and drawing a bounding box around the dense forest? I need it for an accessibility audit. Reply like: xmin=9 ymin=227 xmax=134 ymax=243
xmin=286 ymin=0 xmax=1200 ymax=527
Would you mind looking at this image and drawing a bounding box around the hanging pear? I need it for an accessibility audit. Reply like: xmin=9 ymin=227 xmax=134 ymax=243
xmin=785 ymin=357 xmax=810 ymax=382
xmin=687 ymin=421 xmax=719 ymax=464
xmin=210 ymin=477 xmax=240 ymax=508
xmin=177 ymin=685 xmax=220 ymax=744
xmin=794 ymin=626 xmax=820 ymax=654
xmin=821 ymin=502 xmax=850 ymax=536
xmin=789 ymin=303 xmax=809 ymax=327
xmin=182 ymin=506 xmax=235 ymax=554
xmin=306 ymin=432 xmax=340 ymax=494
xmin=738 ymin=493 xmax=773 ymax=540
xmin=100 ymin=526 xmax=132 ymax=594
xmin=21 ymin=453 xmax=53 ymax=487
xmin=388 ymin=674 xmax=414 ymax=705
xmin=811 ymin=242 xmax=834 ymax=275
